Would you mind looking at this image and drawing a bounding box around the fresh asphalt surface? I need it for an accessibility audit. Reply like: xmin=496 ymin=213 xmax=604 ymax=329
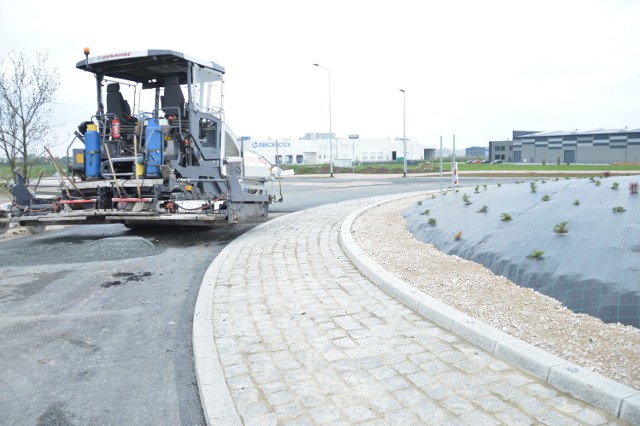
xmin=0 ymin=175 xmax=514 ymax=425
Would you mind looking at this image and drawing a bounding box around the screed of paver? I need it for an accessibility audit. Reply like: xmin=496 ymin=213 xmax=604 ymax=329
xmin=211 ymin=199 xmax=623 ymax=425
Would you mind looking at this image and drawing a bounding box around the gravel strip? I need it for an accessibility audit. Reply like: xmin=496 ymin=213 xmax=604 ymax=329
xmin=353 ymin=194 xmax=640 ymax=391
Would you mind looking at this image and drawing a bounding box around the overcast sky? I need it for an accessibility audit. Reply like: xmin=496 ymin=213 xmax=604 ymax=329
xmin=2 ymin=0 xmax=640 ymax=155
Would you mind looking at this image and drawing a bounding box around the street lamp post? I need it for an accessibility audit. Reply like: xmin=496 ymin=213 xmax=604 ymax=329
xmin=313 ymin=63 xmax=333 ymax=177
xmin=400 ymin=89 xmax=407 ymax=177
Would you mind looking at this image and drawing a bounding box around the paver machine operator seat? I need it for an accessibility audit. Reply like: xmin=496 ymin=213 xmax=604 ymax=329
xmin=106 ymin=83 xmax=128 ymax=120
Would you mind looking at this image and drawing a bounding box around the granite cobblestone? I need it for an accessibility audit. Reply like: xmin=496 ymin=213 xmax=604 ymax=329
xmin=209 ymin=200 xmax=624 ymax=424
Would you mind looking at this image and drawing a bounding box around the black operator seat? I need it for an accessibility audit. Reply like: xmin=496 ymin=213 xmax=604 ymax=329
xmin=162 ymin=76 xmax=185 ymax=117
xmin=106 ymin=83 xmax=127 ymax=119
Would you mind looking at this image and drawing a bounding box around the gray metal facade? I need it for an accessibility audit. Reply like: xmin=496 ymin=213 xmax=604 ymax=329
xmin=514 ymin=129 xmax=640 ymax=164
xmin=488 ymin=140 xmax=514 ymax=162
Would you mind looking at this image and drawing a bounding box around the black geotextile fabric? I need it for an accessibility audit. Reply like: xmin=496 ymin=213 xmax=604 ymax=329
xmin=403 ymin=176 xmax=640 ymax=328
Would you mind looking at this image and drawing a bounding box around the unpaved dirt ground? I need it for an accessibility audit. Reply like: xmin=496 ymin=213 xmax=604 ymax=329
xmin=353 ymin=194 xmax=640 ymax=391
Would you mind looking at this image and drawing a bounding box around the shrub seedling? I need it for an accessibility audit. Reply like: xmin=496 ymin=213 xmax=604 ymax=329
xmin=477 ymin=205 xmax=488 ymax=213
xmin=462 ymin=194 xmax=472 ymax=205
xmin=500 ymin=213 xmax=512 ymax=222
xmin=528 ymin=250 xmax=545 ymax=259
xmin=611 ymin=182 xmax=619 ymax=190
xmin=573 ymin=199 xmax=580 ymax=206
xmin=428 ymin=218 xmax=437 ymax=225
xmin=420 ymin=209 xmax=430 ymax=216
xmin=553 ymin=221 xmax=569 ymax=234
xmin=612 ymin=206 xmax=626 ymax=213
xmin=454 ymin=231 xmax=462 ymax=240
xmin=530 ymin=182 xmax=537 ymax=193
xmin=541 ymin=195 xmax=550 ymax=202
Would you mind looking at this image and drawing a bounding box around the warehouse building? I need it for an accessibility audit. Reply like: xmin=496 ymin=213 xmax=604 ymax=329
xmin=243 ymin=134 xmax=436 ymax=165
xmin=465 ymin=146 xmax=488 ymax=158
xmin=489 ymin=129 xmax=640 ymax=164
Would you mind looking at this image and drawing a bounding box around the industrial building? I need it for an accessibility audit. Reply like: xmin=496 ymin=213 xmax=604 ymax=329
xmin=465 ymin=146 xmax=488 ymax=159
xmin=489 ymin=129 xmax=640 ymax=164
xmin=243 ymin=133 xmax=436 ymax=166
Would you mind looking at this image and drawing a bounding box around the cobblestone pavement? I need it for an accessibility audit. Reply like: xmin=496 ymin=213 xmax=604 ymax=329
xmin=209 ymin=198 xmax=623 ymax=425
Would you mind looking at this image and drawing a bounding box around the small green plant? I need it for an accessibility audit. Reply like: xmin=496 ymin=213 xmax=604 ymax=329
xmin=528 ymin=250 xmax=545 ymax=259
xmin=420 ymin=208 xmax=430 ymax=215
xmin=417 ymin=200 xmax=422 ymax=205
xmin=497 ymin=183 xmax=502 ymax=187
xmin=573 ymin=199 xmax=580 ymax=206
xmin=594 ymin=179 xmax=601 ymax=186
xmin=477 ymin=205 xmax=488 ymax=213
xmin=541 ymin=180 xmax=546 ymax=184
xmin=462 ymin=194 xmax=472 ymax=205
xmin=611 ymin=182 xmax=619 ymax=190
xmin=553 ymin=221 xmax=569 ymax=234
xmin=483 ymin=184 xmax=487 ymax=190
xmin=530 ymin=182 xmax=537 ymax=193
xmin=428 ymin=218 xmax=437 ymax=225
xmin=474 ymin=185 xmax=480 ymax=194
xmin=454 ymin=231 xmax=462 ymax=240
xmin=431 ymin=194 xmax=436 ymax=199
xmin=541 ymin=195 xmax=550 ymax=202
xmin=612 ymin=206 xmax=626 ymax=213
xmin=500 ymin=213 xmax=512 ymax=222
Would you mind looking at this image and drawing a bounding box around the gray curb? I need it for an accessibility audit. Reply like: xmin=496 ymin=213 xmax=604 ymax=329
xmin=338 ymin=191 xmax=640 ymax=424
xmin=193 ymin=234 xmax=242 ymax=425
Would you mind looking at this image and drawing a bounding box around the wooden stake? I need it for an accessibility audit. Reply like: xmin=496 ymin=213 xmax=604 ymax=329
xmin=133 ymin=134 xmax=141 ymax=198
xmin=44 ymin=146 xmax=82 ymax=198
xmin=103 ymin=141 xmax=123 ymax=198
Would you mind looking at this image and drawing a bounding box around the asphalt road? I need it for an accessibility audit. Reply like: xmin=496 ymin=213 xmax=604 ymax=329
xmin=271 ymin=174 xmax=517 ymax=212
xmin=0 ymin=174 xmax=511 ymax=425
xmin=0 ymin=224 xmax=252 ymax=425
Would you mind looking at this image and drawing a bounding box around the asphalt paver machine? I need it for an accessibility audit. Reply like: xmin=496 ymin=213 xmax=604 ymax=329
xmin=1 ymin=49 xmax=280 ymax=233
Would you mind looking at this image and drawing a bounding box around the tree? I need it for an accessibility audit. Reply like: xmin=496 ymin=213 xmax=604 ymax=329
xmin=0 ymin=51 xmax=59 ymax=181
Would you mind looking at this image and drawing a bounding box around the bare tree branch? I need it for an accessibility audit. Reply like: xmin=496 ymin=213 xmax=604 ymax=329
xmin=0 ymin=51 xmax=60 ymax=180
